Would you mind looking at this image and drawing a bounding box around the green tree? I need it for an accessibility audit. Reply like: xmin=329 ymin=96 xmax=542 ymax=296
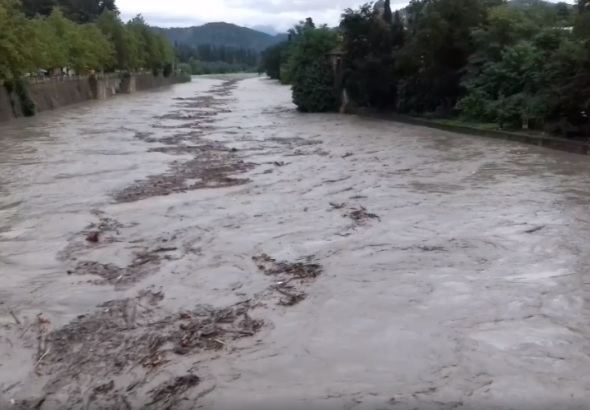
xmin=391 ymin=10 xmax=405 ymax=49
xmin=556 ymin=2 xmax=571 ymax=21
xmin=290 ymin=26 xmax=340 ymax=112
xmin=0 ymin=0 xmax=38 ymax=79
xmin=127 ymin=14 xmax=173 ymax=75
xmin=96 ymin=9 xmax=131 ymax=70
xmin=21 ymin=0 xmax=58 ymax=17
xmin=98 ymin=0 xmax=117 ymax=14
xmin=383 ymin=0 xmax=393 ymax=24
xmin=341 ymin=3 xmax=400 ymax=107
xmin=31 ymin=14 xmax=68 ymax=71
xmin=79 ymin=22 xmax=115 ymax=71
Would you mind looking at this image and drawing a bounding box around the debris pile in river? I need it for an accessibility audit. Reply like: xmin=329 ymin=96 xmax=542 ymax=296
xmin=57 ymin=210 xmax=136 ymax=261
xmin=252 ymin=254 xmax=323 ymax=306
xmin=170 ymin=301 xmax=263 ymax=355
xmin=265 ymin=136 xmax=330 ymax=158
xmin=209 ymin=79 xmax=239 ymax=97
xmin=156 ymin=111 xmax=219 ymax=120
xmin=136 ymin=131 xmax=203 ymax=145
xmin=113 ymin=142 xmax=255 ymax=203
xmin=40 ymin=299 xmax=262 ymax=373
xmin=41 ymin=299 xmax=162 ymax=376
xmin=329 ymin=202 xmax=381 ymax=225
xmin=152 ymin=120 xmax=217 ymax=130
xmin=73 ymin=247 xmax=175 ymax=287
xmin=36 ymin=291 xmax=263 ymax=407
xmin=82 ymin=210 xmax=128 ymax=243
xmin=173 ymin=95 xmax=231 ymax=108
xmin=252 ymin=253 xmax=323 ymax=279
xmin=113 ymin=80 xmax=256 ymax=203
xmin=148 ymin=374 xmax=200 ymax=409
xmin=346 ymin=205 xmax=381 ymax=223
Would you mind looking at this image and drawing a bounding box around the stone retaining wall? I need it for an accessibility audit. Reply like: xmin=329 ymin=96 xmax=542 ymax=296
xmin=0 ymin=73 xmax=180 ymax=123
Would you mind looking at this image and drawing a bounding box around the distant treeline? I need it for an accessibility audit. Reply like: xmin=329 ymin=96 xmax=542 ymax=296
xmin=175 ymin=43 xmax=259 ymax=75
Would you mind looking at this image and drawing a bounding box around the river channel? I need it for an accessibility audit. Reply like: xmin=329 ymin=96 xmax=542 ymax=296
xmin=1 ymin=76 xmax=590 ymax=409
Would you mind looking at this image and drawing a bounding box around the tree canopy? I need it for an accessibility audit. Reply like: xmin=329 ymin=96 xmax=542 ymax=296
xmin=0 ymin=0 xmax=175 ymax=80
xmin=260 ymin=0 xmax=590 ymax=137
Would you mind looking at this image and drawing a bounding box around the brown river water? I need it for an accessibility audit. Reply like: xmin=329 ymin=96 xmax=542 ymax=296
xmin=2 ymin=77 xmax=590 ymax=410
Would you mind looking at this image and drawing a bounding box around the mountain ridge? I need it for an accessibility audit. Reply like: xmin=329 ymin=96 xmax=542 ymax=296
xmin=153 ymin=22 xmax=288 ymax=51
xmin=156 ymin=0 xmax=566 ymax=52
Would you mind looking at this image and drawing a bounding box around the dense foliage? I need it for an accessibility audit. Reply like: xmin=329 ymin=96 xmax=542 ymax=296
xmin=290 ymin=26 xmax=341 ymax=112
xmin=259 ymin=18 xmax=319 ymax=83
xmin=340 ymin=0 xmax=590 ymax=137
xmin=259 ymin=18 xmax=340 ymax=111
xmin=0 ymin=0 xmax=175 ymax=81
xmin=175 ymin=43 xmax=259 ymax=75
xmin=260 ymin=0 xmax=590 ymax=137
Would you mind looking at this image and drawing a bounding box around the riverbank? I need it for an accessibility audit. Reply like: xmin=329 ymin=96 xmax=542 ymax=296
xmin=0 ymin=73 xmax=182 ymax=123
xmin=354 ymin=109 xmax=590 ymax=155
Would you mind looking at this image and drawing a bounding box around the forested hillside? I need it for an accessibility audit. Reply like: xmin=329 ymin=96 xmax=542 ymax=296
xmin=155 ymin=22 xmax=288 ymax=51
xmin=174 ymin=43 xmax=259 ymax=74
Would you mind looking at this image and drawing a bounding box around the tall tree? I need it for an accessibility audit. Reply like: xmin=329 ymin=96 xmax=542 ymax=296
xmin=21 ymin=0 xmax=58 ymax=17
xmin=0 ymin=0 xmax=38 ymax=79
xmin=96 ymin=9 xmax=130 ymax=70
xmin=98 ymin=0 xmax=118 ymax=15
xmin=383 ymin=0 xmax=393 ymax=24
xmin=391 ymin=10 xmax=405 ymax=48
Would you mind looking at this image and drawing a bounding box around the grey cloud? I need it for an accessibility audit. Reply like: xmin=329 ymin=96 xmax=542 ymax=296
xmin=122 ymin=1 xmax=412 ymax=30
xmin=225 ymin=0 xmax=357 ymax=14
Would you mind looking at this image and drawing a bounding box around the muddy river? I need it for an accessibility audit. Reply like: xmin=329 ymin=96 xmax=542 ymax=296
xmin=1 ymin=77 xmax=590 ymax=410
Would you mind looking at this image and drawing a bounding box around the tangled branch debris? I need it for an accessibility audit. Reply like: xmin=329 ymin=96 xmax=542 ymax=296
xmin=72 ymin=247 xmax=170 ymax=287
xmin=148 ymin=374 xmax=200 ymax=409
xmin=113 ymin=80 xmax=252 ymax=203
xmin=170 ymin=301 xmax=263 ymax=355
xmin=252 ymin=254 xmax=323 ymax=279
xmin=252 ymin=254 xmax=323 ymax=307
xmin=346 ymin=205 xmax=381 ymax=223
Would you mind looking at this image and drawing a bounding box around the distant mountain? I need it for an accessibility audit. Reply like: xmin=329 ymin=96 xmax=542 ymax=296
xmin=153 ymin=22 xmax=288 ymax=51
xmin=250 ymin=25 xmax=280 ymax=36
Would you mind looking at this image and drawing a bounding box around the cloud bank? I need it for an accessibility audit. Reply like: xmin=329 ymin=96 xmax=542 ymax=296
xmin=118 ymin=0 xmax=410 ymax=31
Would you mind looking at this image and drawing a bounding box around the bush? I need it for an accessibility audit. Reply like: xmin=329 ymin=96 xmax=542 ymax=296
xmin=292 ymin=60 xmax=336 ymax=112
xmin=177 ymin=72 xmax=192 ymax=83
xmin=456 ymin=89 xmax=492 ymax=121
xmin=178 ymin=63 xmax=192 ymax=74
xmin=289 ymin=27 xmax=340 ymax=112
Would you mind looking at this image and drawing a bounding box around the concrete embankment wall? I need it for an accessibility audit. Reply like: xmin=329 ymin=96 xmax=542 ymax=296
xmin=349 ymin=105 xmax=590 ymax=155
xmin=0 ymin=73 xmax=179 ymax=123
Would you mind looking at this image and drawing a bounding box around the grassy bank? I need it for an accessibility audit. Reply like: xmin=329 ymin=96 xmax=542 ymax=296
xmin=357 ymin=111 xmax=590 ymax=155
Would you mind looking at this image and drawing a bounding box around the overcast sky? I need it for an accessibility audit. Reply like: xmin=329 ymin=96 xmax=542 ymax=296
xmin=118 ymin=0 xmax=410 ymax=32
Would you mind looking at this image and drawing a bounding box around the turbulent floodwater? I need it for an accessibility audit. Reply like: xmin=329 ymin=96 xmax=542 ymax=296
xmin=2 ymin=77 xmax=590 ymax=410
